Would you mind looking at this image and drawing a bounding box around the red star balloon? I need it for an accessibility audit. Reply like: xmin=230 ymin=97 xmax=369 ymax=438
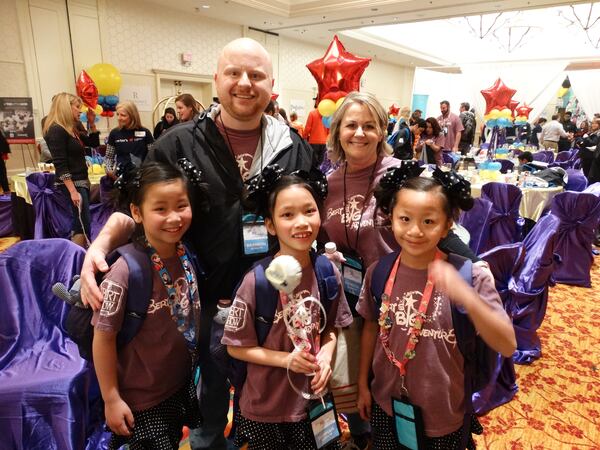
xmin=516 ymin=103 xmax=533 ymax=119
xmin=509 ymin=99 xmax=519 ymax=114
xmin=271 ymin=93 xmax=279 ymax=102
xmin=76 ymin=70 xmax=98 ymax=109
xmin=481 ymin=78 xmax=517 ymax=114
xmin=307 ymin=35 xmax=371 ymax=103
xmin=388 ymin=104 xmax=400 ymax=116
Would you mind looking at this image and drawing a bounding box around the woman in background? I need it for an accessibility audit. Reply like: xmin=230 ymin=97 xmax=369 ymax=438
xmin=153 ymin=107 xmax=179 ymax=139
xmin=415 ymin=117 xmax=444 ymax=166
xmin=175 ymin=93 xmax=200 ymax=122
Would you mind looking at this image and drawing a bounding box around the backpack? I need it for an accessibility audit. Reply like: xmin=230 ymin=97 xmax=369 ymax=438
xmin=387 ymin=124 xmax=413 ymax=160
xmin=64 ymin=242 xmax=202 ymax=360
xmin=209 ymin=252 xmax=339 ymax=434
xmin=369 ymin=251 xmax=499 ymax=408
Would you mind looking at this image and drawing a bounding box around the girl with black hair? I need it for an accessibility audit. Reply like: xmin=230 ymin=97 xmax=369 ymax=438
xmin=92 ymin=161 xmax=203 ymax=449
xmin=222 ymin=165 xmax=352 ymax=449
xmin=153 ymin=107 xmax=180 ymax=139
xmin=356 ymin=163 xmax=516 ymax=449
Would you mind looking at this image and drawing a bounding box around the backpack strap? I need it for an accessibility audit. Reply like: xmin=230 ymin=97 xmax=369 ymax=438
xmin=370 ymin=251 xmax=400 ymax=315
xmin=253 ymin=255 xmax=277 ymax=346
xmin=112 ymin=243 xmax=153 ymax=349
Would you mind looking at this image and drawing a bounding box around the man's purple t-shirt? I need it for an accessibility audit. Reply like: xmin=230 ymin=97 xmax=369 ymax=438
xmin=436 ymin=112 xmax=464 ymax=151
xmin=356 ymin=260 xmax=502 ymax=437
xmin=221 ymin=264 xmax=353 ymax=422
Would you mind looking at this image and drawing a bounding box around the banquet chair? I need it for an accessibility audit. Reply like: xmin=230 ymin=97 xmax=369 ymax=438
xmin=472 ymin=242 xmax=524 ymax=414
xmin=26 ymin=172 xmax=72 ymax=239
xmin=564 ymin=169 xmax=588 ymax=192
xmin=508 ymin=214 xmax=560 ymax=364
xmin=494 ymin=159 xmax=515 ymax=174
xmin=459 ymin=197 xmax=494 ymax=255
xmin=0 ymin=239 xmax=93 ymax=449
xmin=532 ymin=150 xmax=555 ymax=163
xmin=584 ymin=182 xmax=600 ymax=196
xmin=550 ymin=191 xmax=600 ymax=287
xmin=480 ymin=182 xmax=523 ymax=253
xmin=555 ymin=151 xmax=572 ymax=163
xmin=90 ymin=175 xmax=116 ymax=240
xmin=0 ymin=193 xmax=13 ymax=237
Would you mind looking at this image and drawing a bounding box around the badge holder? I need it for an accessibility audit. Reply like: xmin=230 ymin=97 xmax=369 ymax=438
xmin=391 ymin=394 xmax=426 ymax=450
xmin=307 ymin=393 xmax=341 ymax=449
xmin=341 ymin=253 xmax=364 ymax=312
xmin=241 ymin=213 xmax=269 ymax=256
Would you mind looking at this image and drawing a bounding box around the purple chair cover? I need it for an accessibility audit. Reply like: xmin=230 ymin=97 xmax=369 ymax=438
xmin=532 ymin=150 xmax=555 ymax=163
xmin=26 ymin=172 xmax=72 ymax=239
xmin=480 ymin=182 xmax=523 ymax=253
xmin=459 ymin=197 xmax=493 ymax=255
xmin=512 ymin=148 xmax=523 ymax=157
xmin=584 ymin=182 xmax=600 ymax=196
xmin=555 ymin=151 xmax=571 ymax=163
xmin=508 ymin=214 xmax=560 ymax=364
xmin=442 ymin=151 xmax=453 ymax=164
xmin=90 ymin=176 xmax=115 ymax=240
xmin=494 ymin=159 xmax=515 ymax=174
xmin=0 ymin=239 xmax=92 ymax=449
xmin=0 ymin=193 xmax=12 ymax=237
xmin=565 ymin=169 xmax=588 ymax=192
xmin=472 ymin=242 xmax=525 ymax=414
xmin=550 ymin=192 xmax=600 ymax=287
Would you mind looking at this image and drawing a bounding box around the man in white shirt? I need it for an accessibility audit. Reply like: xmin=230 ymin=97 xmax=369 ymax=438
xmin=540 ymin=114 xmax=570 ymax=151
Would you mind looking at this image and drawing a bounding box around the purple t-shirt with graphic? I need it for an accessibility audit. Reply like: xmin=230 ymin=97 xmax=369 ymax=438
xmin=215 ymin=119 xmax=260 ymax=181
xmin=221 ymin=264 xmax=353 ymax=422
xmin=322 ymin=156 xmax=401 ymax=268
xmin=436 ymin=112 xmax=464 ymax=151
xmin=356 ymin=260 xmax=502 ymax=437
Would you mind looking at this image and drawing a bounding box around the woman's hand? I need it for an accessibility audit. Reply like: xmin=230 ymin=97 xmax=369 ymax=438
xmin=287 ymin=350 xmax=320 ymax=374
xmin=104 ymin=397 xmax=134 ymax=436
xmin=357 ymin=384 xmax=372 ymax=421
xmin=70 ymin=190 xmax=81 ymax=209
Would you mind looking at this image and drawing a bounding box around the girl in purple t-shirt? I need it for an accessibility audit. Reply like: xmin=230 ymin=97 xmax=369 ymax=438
xmin=356 ymin=162 xmax=516 ymax=449
xmin=222 ymin=166 xmax=352 ymax=449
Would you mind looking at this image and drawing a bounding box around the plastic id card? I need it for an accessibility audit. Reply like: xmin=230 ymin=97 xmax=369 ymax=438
xmin=308 ymin=394 xmax=341 ymax=449
xmin=392 ymin=396 xmax=426 ymax=450
xmin=341 ymin=254 xmax=364 ymax=298
xmin=242 ymin=213 xmax=269 ymax=255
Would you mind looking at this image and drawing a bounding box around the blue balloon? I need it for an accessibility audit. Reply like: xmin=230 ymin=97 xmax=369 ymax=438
xmin=489 ymin=162 xmax=502 ymax=171
xmin=80 ymin=112 xmax=88 ymax=123
xmin=486 ymin=119 xmax=497 ymax=128
xmin=98 ymin=95 xmax=105 ymax=104
xmin=106 ymin=95 xmax=119 ymax=106
xmin=322 ymin=116 xmax=332 ymax=128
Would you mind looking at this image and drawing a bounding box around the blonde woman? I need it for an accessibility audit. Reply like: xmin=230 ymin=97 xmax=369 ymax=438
xmin=105 ymin=101 xmax=153 ymax=177
xmin=43 ymin=92 xmax=99 ymax=247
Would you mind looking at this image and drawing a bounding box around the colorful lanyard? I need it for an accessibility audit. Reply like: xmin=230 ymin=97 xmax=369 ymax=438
xmin=147 ymin=240 xmax=200 ymax=351
xmin=378 ymin=250 xmax=443 ymax=377
xmin=280 ymin=292 xmax=321 ymax=355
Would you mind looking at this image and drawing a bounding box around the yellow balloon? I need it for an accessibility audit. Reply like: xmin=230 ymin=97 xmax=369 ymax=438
xmin=88 ymin=63 xmax=122 ymax=95
xmin=80 ymin=104 xmax=89 ymax=113
xmin=94 ymin=104 xmax=103 ymax=115
xmin=483 ymin=114 xmax=491 ymax=122
xmin=318 ymin=99 xmax=336 ymax=117
xmin=335 ymin=97 xmax=345 ymax=110
xmin=500 ymin=108 xmax=512 ymax=119
xmin=489 ymin=109 xmax=501 ymax=120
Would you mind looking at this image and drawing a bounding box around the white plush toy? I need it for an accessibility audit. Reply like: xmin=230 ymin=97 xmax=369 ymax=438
xmin=265 ymin=255 xmax=303 ymax=294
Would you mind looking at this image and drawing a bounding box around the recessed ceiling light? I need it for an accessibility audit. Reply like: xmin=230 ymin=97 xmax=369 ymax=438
xmin=201 ymin=4 xmax=210 ymax=8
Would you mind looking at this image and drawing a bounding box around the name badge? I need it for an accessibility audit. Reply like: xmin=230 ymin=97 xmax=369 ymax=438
xmin=134 ymin=130 xmax=146 ymax=138
xmin=341 ymin=254 xmax=364 ymax=298
xmin=308 ymin=394 xmax=341 ymax=449
xmin=398 ymin=137 xmax=405 ymax=145
xmin=242 ymin=213 xmax=269 ymax=256
xmin=442 ymin=126 xmax=448 ymax=136
xmin=392 ymin=396 xmax=426 ymax=450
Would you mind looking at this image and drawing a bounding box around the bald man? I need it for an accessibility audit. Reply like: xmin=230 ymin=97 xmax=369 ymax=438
xmin=79 ymin=38 xmax=316 ymax=449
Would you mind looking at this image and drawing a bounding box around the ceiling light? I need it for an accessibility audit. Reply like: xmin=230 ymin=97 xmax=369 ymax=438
xmin=201 ymin=5 xmax=210 ymax=9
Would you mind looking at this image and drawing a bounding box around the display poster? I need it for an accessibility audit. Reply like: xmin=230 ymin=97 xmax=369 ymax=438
xmin=0 ymin=97 xmax=35 ymax=144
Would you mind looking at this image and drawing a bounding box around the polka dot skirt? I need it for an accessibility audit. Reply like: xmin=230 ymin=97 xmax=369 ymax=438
xmin=233 ymin=410 xmax=342 ymax=450
xmin=108 ymin=377 xmax=202 ymax=450
xmin=370 ymin=402 xmax=482 ymax=450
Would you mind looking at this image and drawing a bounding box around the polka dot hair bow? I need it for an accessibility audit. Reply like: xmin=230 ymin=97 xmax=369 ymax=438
xmin=431 ymin=167 xmax=474 ymax=211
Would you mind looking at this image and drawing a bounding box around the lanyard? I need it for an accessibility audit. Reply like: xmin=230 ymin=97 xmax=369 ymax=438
xmin=378 ymin=250 xmax=443 ymax=377
xmin=342 ymin=159 xmax=378 ymax=252
xmin=280 ymin=292 xmax=321 ymax=355
xmin=147 ymin=240 xmax=200 ymax=350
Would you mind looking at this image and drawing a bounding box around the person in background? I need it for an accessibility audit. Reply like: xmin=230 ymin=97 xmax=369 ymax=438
xmin=153 ymin=107 xmax=179 ymax=139
xmin=304 ymin=106 xmax=329 ymax=165
xmin=105 ymin=101 xmax=154 ymax=178
xmin=409 ymin=109 xmax=422 ymax=126
xmin=437 ymin=100 xmax=463 ymax=152
xmin=415 ymin=117 xmax=444 ymax=166
xmin=540 ymin=115 xmax=570 ymax=151
xmin=43 ymin=92 xmax=99 ymax=247
xmin=576 ymin=118 xmax=600 ymax=178
xmin=175 ymin=93 xmax=200 ymax=122
xmin=0 ymin=129 xmax=10 ymax=194
xmin=289 ymin=111 xmax=304 ymax=136
xmin=278 ymin=107 xmax=290 ymax=126
xmin=529 ymin=117 xmax=546 ymax=147
xmin=559 ymin=111 xmax=577 ymax=152
xmin=390 ymin=106 xmax=411 ymax=135
xmin=517 ymin=151 xmax=533 ymax=170
xmin=458 ymin=102 xmax=476 ymax=155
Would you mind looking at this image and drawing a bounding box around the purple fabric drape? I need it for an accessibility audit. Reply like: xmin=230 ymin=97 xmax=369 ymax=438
xmin=26 ymin=172 xmax=72 ymax=239
xmin=0 ymin=239 xmax=92 ymax=449
xmin=90 ymin=176 xmax=115 ymax=241
xmin=494 ymin=159 xmax=515 ymax=174
xmin=509 ymin=214 xmax=560 ymax=364
xmin=472 ymin=242 xmax=524 ymax=414
xmin=480 ymin=182 xmax=523 ymax=252
xmin=550 ymin=192 xmax=600 ymax=287
xmin=555 ymin=151 xmax=571 ymax=163
xmin=584 ymin=182 xmax=600 ymax=196
xmin=459 ymin=197 xmax=494 ymax=255
xmin=0 ymin=193 xmax=12 ymax=237
xmin=532 ymin=151 xmax=555 ymax=163
xmin=565 ymin=169 xmax=588 ymax=192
